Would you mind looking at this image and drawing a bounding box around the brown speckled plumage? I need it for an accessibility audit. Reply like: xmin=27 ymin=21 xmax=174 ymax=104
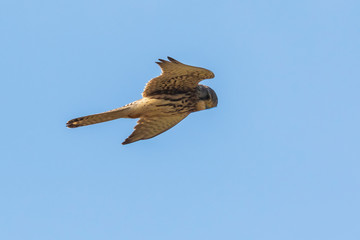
xmin=66 ymin=57 xmax=218 ymax=145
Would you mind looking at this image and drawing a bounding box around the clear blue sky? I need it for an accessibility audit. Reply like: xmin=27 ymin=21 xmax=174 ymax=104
xmin=1 ymin=0 xmax=359 ymax=239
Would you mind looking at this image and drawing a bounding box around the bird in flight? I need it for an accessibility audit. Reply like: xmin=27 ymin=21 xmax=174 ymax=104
xmin=67 ymin=57 xmax=218 ymax=145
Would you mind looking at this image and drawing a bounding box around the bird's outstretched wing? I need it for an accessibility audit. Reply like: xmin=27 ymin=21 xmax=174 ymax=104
xmin=142 ymin=57 xmax=214 ymax=97
xmin=122 ymin=113 xmax=189 ymax=145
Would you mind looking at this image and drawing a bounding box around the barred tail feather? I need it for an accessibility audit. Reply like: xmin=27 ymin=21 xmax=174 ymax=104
xmin=67 ymin=107 xmax=130 ymax=128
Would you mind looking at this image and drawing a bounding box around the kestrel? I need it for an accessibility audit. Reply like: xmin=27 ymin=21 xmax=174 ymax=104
xmin=67 ymin=57 xmax=218 ymax=144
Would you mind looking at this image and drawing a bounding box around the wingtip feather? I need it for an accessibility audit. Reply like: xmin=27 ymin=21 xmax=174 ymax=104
xmin=167 ymin=56 xmax=180 ymax=63
xmin=122 ymin=138 xmax=132 ymax=145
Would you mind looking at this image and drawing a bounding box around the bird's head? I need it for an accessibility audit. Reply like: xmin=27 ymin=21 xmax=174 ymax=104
xmin=197 ymin=85 xmax=218 ymax=109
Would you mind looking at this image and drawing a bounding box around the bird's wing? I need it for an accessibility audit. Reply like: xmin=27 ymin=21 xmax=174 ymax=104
xmin=142 ymin=57 xmax=214 ymax=97
xmin=122 ymin=113 xmax=189 ymax=145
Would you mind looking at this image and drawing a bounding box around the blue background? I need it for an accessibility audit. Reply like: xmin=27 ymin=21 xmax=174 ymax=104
xmin=1 ymin=0 xmax=359 ymax=239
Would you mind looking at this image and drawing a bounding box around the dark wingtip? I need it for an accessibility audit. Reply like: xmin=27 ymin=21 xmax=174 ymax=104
xmin=167 ymin=56 xmax=179 ymax=63
xmin=158 ymin=58 xmax=167 ymax=63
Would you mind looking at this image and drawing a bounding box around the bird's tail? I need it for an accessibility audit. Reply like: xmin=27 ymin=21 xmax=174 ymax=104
xmin=67 ymin=106 xmax=132 ymax=128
